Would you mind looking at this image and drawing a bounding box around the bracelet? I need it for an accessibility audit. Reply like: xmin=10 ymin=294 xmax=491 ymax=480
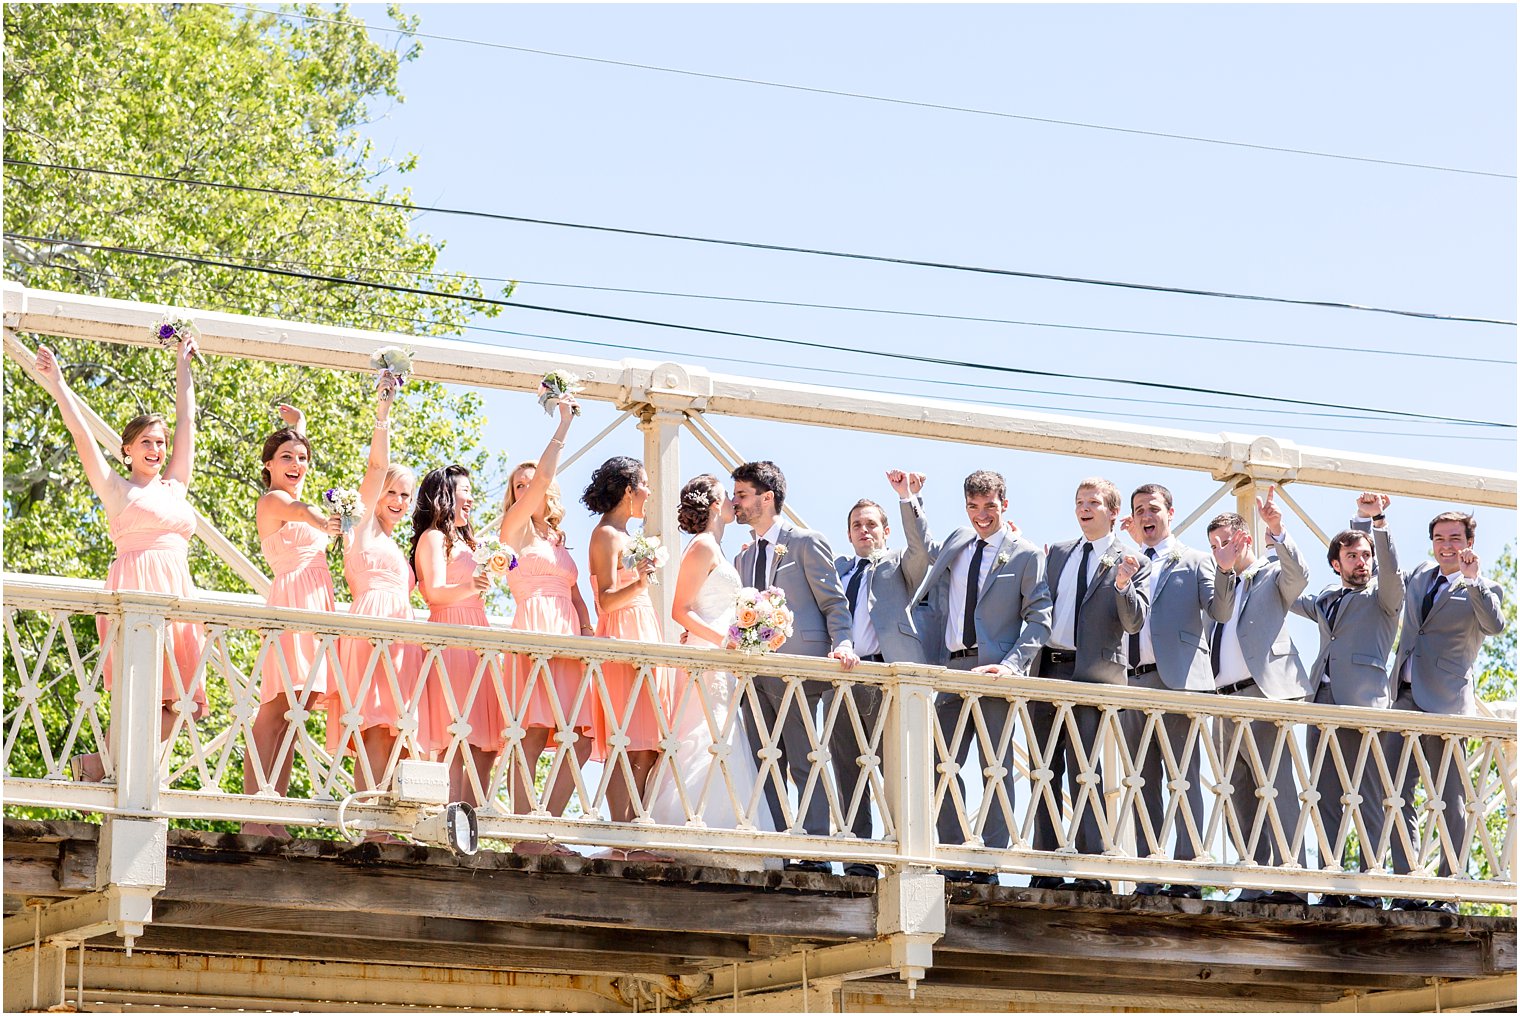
xmin=548 ymin=438 xmax=565 ymax=448
xmin=373 ymin=417 xmax=391 ymax=431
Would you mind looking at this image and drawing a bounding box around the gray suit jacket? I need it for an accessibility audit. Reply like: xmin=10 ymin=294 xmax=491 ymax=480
xmin=1046 ymin=537 xmax=1151 ymax=685
xmin=1209 ymin=533 xmax=1313 ymax=701
xmin=735 ymin=521 xmax=852 ymax=657
xmin=910 ymin=524 xmax=1052 ymax=674
xmin=1142 ymin=544 xmax=1237 ymax=692
xmin=1290 ymin=525 xmax=1404 ymax=708
xmin=834 ymin=498 xmax=932 ymax=665
xmin=1391 ymin=561 xmax=1506 ymax=716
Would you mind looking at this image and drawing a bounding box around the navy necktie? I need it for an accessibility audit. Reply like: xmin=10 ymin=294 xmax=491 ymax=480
xmin=963 ymin=539 xmax=988 ymax=650
xmin=1128 ymin=548 xmax=1157 ymax=668
xmin=1421 ymin=573 xmax=1448 ymax=624
xmin=846 ymin=559 xmax=868 ymax=616
xmin=1326 ymin=588 xmax=1348 ymax=628
xmin=753 ymin=538 xmax=769 ymax=589
xmin=1072 ymin=541 xmax=1093 ymax=637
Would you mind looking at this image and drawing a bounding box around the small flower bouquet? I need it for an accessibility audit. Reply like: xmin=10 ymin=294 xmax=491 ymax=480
xmin=474 ymin=535 xmax=520 ymax=580
xmin=538 ymin=370 xmax=585 ymax=417
xmin=151 ymin=315 xmax=199 ymax=353
xmin=622 ymin=533 xmax=669 ymax=583
xmin=724 ymin=586 xmax=795 ymax=654
xmin=323 ymin=486 xmax=365 ymax=535
xmin=370 ymin=346 xmax=414 ymax=400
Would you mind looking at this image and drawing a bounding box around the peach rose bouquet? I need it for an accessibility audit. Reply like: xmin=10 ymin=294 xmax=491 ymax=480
xmin=724 ymin=586 xmax=795 ymax=654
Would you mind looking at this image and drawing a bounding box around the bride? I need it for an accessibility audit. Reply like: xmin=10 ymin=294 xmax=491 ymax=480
xmin=647 ymin=474 xmax=777 ymax=868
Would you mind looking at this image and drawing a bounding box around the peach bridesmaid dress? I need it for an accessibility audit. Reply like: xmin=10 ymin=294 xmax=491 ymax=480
xmin=99 ymin=478 xmax=208 ymax=717
xmin=259 ymin=522 xmax=336 ymax=706
xmin=505 ymin=538 xmax=593 ymax=751
xmin=592 ymin=565 xmax=669 ymax=758
xmin=419 ymin=541 xmax=504 ymax=756
xmin=328 ymin=533 xmax=421 ymax=754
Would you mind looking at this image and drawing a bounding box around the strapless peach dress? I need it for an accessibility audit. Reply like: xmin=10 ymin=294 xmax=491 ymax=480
xmin=259 ymin=521 xmax=336 ymax=706
xmin=506 ymin=539 xmax=593 ymax=747
xmin=99 ymin=478 xmax=208 ymax=718
xmin=328 ymin=533 xmax=422 ymax=753
xmin=419 ymin=542 xmax=504 ymax=755
xmin=592 ymin=566 xmax=669 ymax=756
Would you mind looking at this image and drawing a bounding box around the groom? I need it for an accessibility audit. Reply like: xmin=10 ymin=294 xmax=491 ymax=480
xmin=731 ymin=461 xmax=858 ymax=871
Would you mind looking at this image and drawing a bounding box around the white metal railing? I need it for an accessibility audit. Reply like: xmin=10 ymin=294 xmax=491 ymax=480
xmin=3 ymin=573 xmax=1514 ymax=903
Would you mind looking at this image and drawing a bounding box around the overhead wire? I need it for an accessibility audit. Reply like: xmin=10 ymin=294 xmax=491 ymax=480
xmin=40 ymin=261 xmax=1513 ymax=445
xmin=8 ymin=158 xmax=1514 ymax=327
xmin=8 ymin=232 xmax=1507 ymax=431
xmin=219 ymin=2 xmax=1517 ymax=182
xmin=30 ymin=240 xmax=1512 ymax=366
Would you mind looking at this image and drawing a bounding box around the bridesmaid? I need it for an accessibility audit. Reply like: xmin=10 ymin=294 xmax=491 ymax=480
xmin=31 ymin=339 xmax=207 ymax=782
xmin=248 ymin=405 xmax=340 ymax=835
xmin=326 ymin=381 xmax=419 ymax=813
xmin=497 ymin=394 xmax=594 ymax=848
xmin=412 ymin=464 xmax=498 ymax=805
xmin=582 ymin=456 xmax=667 ymax=824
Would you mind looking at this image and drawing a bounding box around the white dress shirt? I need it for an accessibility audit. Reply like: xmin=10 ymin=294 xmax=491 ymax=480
xmin=843 ymin=556 xmax=880 ymax=657
xmin=945 ymin=527 xmax=1007 ymax=652
xmin=748 ymin=517 xmax=791 ymax=588
xmin=1214 ymin=531 xmax=1287 ymax=689
xmin=1048 ymin=531 xmax=1118 ymax=651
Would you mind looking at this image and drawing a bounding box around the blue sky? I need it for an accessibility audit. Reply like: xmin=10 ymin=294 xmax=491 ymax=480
xmin=338 ymin=2 xmax=1515 ymax=637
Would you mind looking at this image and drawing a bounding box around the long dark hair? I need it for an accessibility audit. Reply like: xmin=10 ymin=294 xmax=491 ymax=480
xmin=410 ymin=464 xmax=475 ymax=570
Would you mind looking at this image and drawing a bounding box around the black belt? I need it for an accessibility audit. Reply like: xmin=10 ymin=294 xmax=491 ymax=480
xmin=1130 ymin=663 xmax=1158 ymax=677
xmin=949 ymin=648 xmax=978 ymax=660
xmin=1042 ymin=648 xmax=1075 ymax=665
xmin=1216 ymin=676 xmax=1256 ymax=696
xmin=860 ymin=653 xmax=885 ymax=663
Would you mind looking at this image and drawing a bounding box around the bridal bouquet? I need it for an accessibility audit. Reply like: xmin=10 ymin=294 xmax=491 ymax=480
xmin=473 ymin=535 xmax=520 ymax=580
xmin=724 ymin=587 xmax=794 ymax=654
xmin=538 ymin=369 xmax=584 ymax=416
xmin=323 ymin=486 xmax=365 ymax=535
xmin=622 ymin=533 xmax=669 ymax=583
xmin=370 ymin=346 xmax=413 ymax=400
xmin=151 ymin=315 xmax=200 ymax=354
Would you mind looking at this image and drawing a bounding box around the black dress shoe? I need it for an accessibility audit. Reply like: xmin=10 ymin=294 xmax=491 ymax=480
xmin=842 ymin=862 xmax=879 ymax=878
xmin=1028 ymin=875 xmax=1065 ymax=890
xmin=1319 ymin=893 xmax=1381 ymax=909
xmin=1258 ymin=890 xmax=1308 ymax=905
xmin=1133 ymin=882 xmax=1166 ymax=897
xmin=1162 ymin=885 xmax=1202 ymax=900
xmin=1235 ymin=888 xmax=1267 ymax=903
xmin=784 ymin=859 xmax=833 ymax=873
xmin=1393 ymin=898 xmax=1457 ymax=914
xmin=941 ymin=869 xmax=998 ymax=885
xmin=1067 ymin=878 xmax=1111 ymax=893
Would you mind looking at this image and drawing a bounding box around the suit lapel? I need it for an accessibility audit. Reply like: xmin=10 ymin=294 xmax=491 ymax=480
xmin=1083 ymin=550 xmax=1113 ymax=606
xmin=978 ymin=536 xmax=1006 ymax=598
xmin=1421 ymin=568 xmax=1458 ymax=626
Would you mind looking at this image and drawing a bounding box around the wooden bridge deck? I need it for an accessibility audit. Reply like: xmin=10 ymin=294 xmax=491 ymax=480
xmin=4 ymin=820 xmax=1514 ymax=1013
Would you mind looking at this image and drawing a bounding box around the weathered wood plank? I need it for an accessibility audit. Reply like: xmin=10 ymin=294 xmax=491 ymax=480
xmin=945 ymin=904 xmax=1496 ymax=978
xmin=920 ymin=966 xmax=1347 ymax=1004
xmin=930 ymin=950 xmax=1428 ymax=992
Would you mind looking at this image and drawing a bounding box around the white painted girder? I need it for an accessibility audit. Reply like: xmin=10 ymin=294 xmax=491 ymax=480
xmin=4 ymin=283 xmax=1511 ymax=508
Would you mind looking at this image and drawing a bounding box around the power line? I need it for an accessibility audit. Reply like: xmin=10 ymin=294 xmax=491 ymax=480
xmin=70 ymin=264 xmax=1511 ymax=445
xmin=8 ymin=231 xmax=1514 ymax=433
xmin=10 ymin=158 xmax=1514 ymax=327
xmin=49 ymin=241 xmax=1514 ymax=367
xmin=220 ymin=3 xmax=1516 ymax=182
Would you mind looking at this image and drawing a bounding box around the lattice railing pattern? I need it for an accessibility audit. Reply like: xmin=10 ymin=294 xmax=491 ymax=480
xmin=3 ymin=574 xmax=1513 ymax=902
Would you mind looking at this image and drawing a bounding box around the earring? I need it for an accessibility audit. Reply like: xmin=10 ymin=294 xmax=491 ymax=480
xmin=123 ymin=455 xmax=132 ymax=466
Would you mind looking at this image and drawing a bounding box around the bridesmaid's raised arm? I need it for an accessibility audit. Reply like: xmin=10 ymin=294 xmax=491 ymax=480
xmin=500 ymin=394 xmax=576 ymax=546
xmin=32 ymin=344 xmax=127 ymax=514
xmin=356 ymin=391 xmax=395 ymax=529
xmin=164 ymin=336 xmax=198 ymax=488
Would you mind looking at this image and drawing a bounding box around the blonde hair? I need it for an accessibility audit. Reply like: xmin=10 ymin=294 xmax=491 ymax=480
xmin=1077 ymin=477 xmax=1122 ymax=516
xmin=507 ymin=460 xmax=567 ymax=546
xmin=382 ymin=463 xmax=415 ymax=493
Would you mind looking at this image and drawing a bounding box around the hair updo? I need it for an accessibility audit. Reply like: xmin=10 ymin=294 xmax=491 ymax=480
xmin=581 ymin=456 xmax=644 ymax=515
xmin=120 ymin=413 xmax=167 ymax=462
xmin=259 ymin=427 xmax=314 ymax=489
xmin=677 ymin=474 xmax=722 ymax=535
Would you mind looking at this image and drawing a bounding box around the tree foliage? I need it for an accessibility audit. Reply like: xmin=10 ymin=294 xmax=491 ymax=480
xmin=3 ymin=2 xmax=507 ymax=594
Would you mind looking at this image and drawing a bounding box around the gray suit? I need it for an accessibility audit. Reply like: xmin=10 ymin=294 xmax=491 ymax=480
xmin=1122 ymin=545 xmax=1237 ymax=864
xmin=829 ymin=498 xmax=933 ymax=842
xmin=1290 ymin=524 xmax=1403 ymax=873
xmin=1033 ymin=537 xmax=1151 ymax=857
xmin=735 ymin=521 xmax=853 ymax=835
xmin=910 ymin=524 xmax=1052 ymax=849
xmin=1210 ymin=533 xmax=1313 ymax=872
xmin=1385 ymin=558 xmax=1506 ymax=877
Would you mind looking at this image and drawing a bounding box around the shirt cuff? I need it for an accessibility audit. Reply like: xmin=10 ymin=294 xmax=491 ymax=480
xmin=1268 ymin=529 xmax=1286 ymax=543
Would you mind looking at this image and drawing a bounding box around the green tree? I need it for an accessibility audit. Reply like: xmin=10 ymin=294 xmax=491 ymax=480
xmin=2 ymin=3 xmax=511 ymax=824
xmin=1475 ymin=544 xmax=1516 ymax=706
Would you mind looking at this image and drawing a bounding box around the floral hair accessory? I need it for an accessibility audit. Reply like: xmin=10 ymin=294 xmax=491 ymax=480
xmin=370 ymin=346 xmax=413 ymax=400
xmin=684 ymin=489 xmax=711 ymax=508
xmin=538 ymin=370 xmax=585 ymax=417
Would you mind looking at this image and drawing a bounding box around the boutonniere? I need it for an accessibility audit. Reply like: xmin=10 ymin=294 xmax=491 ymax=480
xmin=867 ymin=549 xmax=886 ymax=566
xmin=1098 ymin=551 xmax=1119 ymax=569
xmin=995 ymin=550 xmax=1012 ymax=567
xmin=773 ymin=544 xmax=789 ymax=559
xmin=1238 ymin=561 xmax=1264 ymax=583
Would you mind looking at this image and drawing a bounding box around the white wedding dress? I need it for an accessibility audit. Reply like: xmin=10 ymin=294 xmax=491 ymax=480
xmin=647 ymin=559 xmax=778 ymax=870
